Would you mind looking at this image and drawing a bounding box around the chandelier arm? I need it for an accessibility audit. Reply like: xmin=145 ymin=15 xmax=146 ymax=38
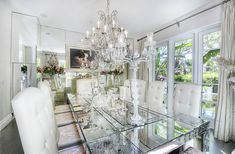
xmin=106 ymin=0 xmax=110 ymax=15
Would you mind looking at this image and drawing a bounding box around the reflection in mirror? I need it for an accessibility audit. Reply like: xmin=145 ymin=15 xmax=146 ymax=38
xmin=11 ymin=12 xmax=39 ymax=98
xmin=12 ymin=63 xmax=37 ymax=97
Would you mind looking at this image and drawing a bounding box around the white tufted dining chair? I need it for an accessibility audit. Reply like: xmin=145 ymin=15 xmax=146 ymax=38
xmin=174 ymin=83 xmax=202 ymax=118
xmin=38 ymin=81 xmax=71 ymax=114
xmin=11 ymin=87 xmax=84 ymax=154
xmin=38 ymin=81 xmax=74 ymax=127
xmin=147 ymin=81 xmax=166 ymax=114
xmin=76 ymin=78 xmax=98 ymax=96
xmin=122 ymin=79 xmax=146 ymax=103
xmin=40 ymin=80 xmax=55 ymax=108
xmin=174 ymin=83 xmax=202 ymax=150
xmin=231 ymin=149 xmax=235 ymax=154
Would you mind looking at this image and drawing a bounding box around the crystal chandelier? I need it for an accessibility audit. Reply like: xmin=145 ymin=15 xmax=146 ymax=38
xmin=85 ymin=0 xmax=128 ymax=62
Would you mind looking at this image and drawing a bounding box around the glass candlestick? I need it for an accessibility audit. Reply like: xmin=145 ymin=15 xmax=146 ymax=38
xmin=129 ymin=64 xmax=144 ymax=125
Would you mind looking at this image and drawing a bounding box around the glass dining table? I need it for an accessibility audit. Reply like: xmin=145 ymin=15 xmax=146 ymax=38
xmin=67 ymin=93 xmax=210 ymax=154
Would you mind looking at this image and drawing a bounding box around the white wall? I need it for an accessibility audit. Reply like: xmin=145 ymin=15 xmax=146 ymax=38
xmin=0 ymin=2 xmax=40 ymax=128
xmin=154 ymin=6 xmax=222 ymax=42
xmin=0 ymin=0 xmax=13 ymax=129
xmin=40 ymin=26 xmax=84 ymax=53
xmin=39 ymin=25 xmax=84 ymax=67
xmin=11 ymin=13 xmax=38 ymax=63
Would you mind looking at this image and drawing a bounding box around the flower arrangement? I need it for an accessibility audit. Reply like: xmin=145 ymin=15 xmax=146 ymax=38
xmin=112 ymin=69 xmax=124 ymax=76
xmin=37 ymin=65 xmax=64 ymax=76
xmin=100 ymin=71 xmax=107 ymax=75
xmin=37 ymin=54 xmax=64 ymax=76
xmin=100 ymin=69 xmax=124 ymax=76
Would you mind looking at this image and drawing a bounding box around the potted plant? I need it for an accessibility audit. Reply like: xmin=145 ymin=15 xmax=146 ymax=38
xmin=21 ymin=65 xmax=28 ymax=88
xmin=21 ymin=65 xmax=27 ymax=74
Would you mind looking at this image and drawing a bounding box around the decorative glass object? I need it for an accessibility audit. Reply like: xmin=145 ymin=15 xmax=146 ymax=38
xmin=114 ymin=33 xmax=156 ymax=125
xmin=84 ymin=0 xmax=128 ymax=62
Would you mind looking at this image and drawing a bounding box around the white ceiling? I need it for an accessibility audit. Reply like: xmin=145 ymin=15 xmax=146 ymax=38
xmin=9 ymin=0 xmax=218 ymax=38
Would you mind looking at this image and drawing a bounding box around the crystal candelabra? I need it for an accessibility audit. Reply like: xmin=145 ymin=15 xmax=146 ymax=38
xmin=114 ymin=33 xmax=156 ymax=125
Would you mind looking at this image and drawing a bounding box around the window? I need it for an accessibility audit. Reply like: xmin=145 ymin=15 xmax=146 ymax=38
xmin=174 ymin=38 xmax=193 ymax=83
xmin=152 ymin=24 xmax=221 ymax=122
xmin=201 ymin=31 xmax=221 ymax=120
xmin=155 ymin=45 xmax=168 ymax=106
xmin=155 ymin=45 xmax=168 ymax=81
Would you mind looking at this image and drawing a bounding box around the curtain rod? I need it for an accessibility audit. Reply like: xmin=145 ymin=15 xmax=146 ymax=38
xmin=137 ymin=0 xmax=230 ymax=42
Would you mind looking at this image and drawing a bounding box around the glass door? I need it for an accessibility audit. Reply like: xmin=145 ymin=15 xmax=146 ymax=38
xmin=201 ymin=31 xmax=221 ymax=122
xmin=174 ymin=38 xmax=193 ymax=83
xmin=155 ymin=44 xmax=168 ymax=108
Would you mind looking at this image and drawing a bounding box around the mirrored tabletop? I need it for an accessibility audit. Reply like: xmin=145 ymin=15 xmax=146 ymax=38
xmin=67 ymin=94 xmax=209 ymax=154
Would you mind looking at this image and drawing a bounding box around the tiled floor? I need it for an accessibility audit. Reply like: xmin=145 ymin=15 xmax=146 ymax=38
xmin=1 ymin=119 xmax=235 ymax=154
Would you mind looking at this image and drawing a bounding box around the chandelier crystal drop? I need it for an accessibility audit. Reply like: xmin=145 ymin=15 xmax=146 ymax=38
xmin=85 ymin=0 xmax=128 ymax=62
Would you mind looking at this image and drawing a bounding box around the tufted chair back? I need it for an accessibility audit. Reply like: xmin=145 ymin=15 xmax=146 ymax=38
xmin=174 ymin=83 xmax=202 ymax=118
xmin=119 ymin=86 xmax=128 ymax=101
xmin=38 ymin=81 xmax=55 ymax=108
xmin=11 ymin=87 xmax=58 ymax=154
xmin=38 ymin=81 xmax=51 ymax=100
xmin=38 ymin=81 xmax=59 ymax=142
xmin=54 ymin=74 xmax=65 ymax=89
xmin=76 ymin=78 xmax=98 ymax=96
xmin=123 ymin=79 xmax=146 ymax=103
xmin=71 ymin=77 xmax=80 ymax=94
xmin=147 ymin=81 xmax=166 ymax=114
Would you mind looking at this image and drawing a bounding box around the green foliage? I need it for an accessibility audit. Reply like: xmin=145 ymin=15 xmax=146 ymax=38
xmin=174 ymin=73 xmax=192 ymax=82
xmin=202 ymin=101 xmax=216 ymax=112
xmin=21 ymin=65 xmax=27 ymax=74
xmin=203 ymin=49 xmax=220 ymax=64
xmin=155 ymin=34 xmax=220 ymax=83
xmin=174 ymin=123 xmax=189 ymax=133
xmin=203 ymin=72 xmax=218 ymax=84
xmin=175 ymin=43 xmax=192 ymax=51
xmin=155 ymin=48 xmax=161 ymax=70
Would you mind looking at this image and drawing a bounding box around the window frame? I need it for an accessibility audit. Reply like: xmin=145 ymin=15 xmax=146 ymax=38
xmin=172 ymin=34 xmax=195 ymax=84
xmin=152 ymin=23 xmax=221 ymax=116
xmin=198 ymin=26 xmax=221 ymax=119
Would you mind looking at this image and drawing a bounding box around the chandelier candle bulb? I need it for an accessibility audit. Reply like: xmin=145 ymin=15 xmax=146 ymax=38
xmin=86 ymin=31 xmax=89 ymax=37
xmin=119 ymin=37 xmax=124 ymax=43
xmin=108 ymin=43 xmax=113 ymax=48
xmin=124 ymin=30 xmax=128 ymax=38
xmin=97 ymin=20 xmax=100 ymax=28
xmin=112 ymin=20 xmax=115 ymax=27
xmin=92 ymin=27 xmax=95 ymax=33
xmin=104 ymin=25 xmax=107 ymax=32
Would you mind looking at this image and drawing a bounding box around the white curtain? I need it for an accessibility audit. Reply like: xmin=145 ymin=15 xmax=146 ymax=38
xmin=214 ymin=0 xmax=235 ymax=142
xmin=138 ymin=39 xmax=149 ymax=81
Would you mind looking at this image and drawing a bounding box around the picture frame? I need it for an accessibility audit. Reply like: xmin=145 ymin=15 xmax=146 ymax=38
xmin=66 ymin=44 xmax=97 ymax=72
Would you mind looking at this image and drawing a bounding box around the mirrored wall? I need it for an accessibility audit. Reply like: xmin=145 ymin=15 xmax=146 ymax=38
xmin=11 ymin=12 xmax=39 ymax=98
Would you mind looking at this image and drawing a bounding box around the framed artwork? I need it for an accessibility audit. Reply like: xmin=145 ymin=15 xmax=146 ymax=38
xmin=66 ymin=44 xmax=96 ymax=71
